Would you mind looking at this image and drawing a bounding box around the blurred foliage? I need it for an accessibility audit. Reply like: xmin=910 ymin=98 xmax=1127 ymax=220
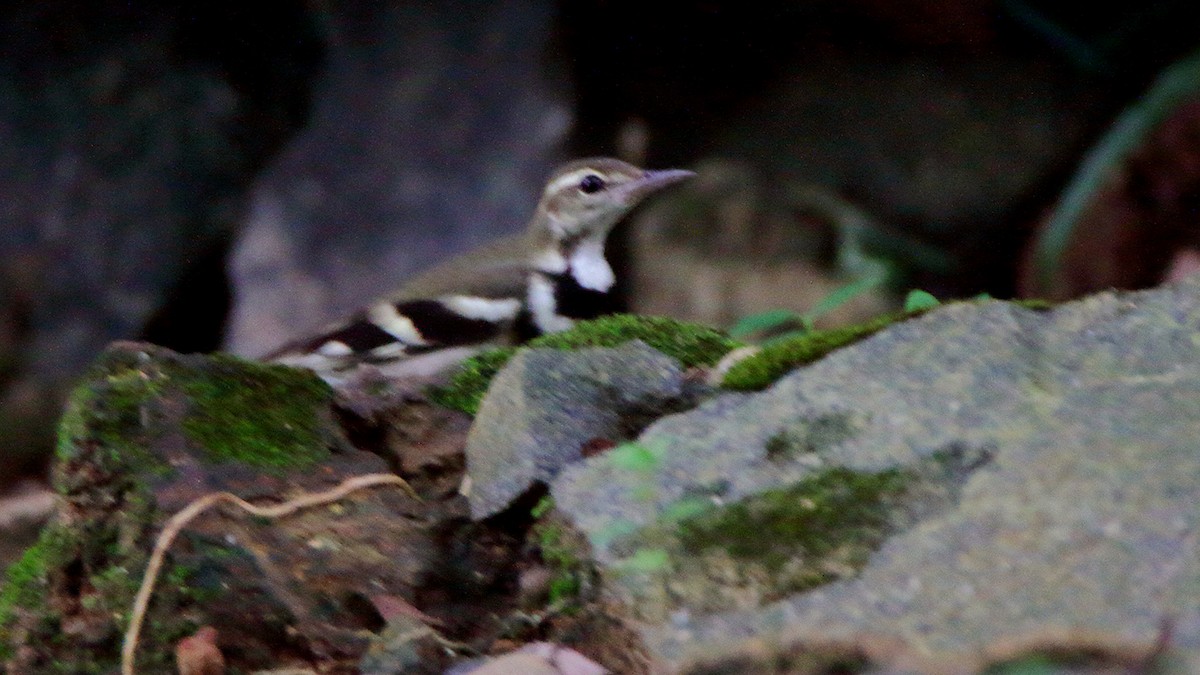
xmin=1030 ymin=47 xmax=1200 ymax=296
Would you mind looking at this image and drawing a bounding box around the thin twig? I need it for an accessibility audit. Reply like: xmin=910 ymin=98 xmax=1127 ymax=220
xmin=121 ymin=473 xmax=418 ymax=675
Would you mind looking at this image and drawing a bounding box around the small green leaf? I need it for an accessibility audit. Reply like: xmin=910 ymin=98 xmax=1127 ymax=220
xmin=903 ymin=289 xmax=940 ymax=312
xmin=618 ymin=548 xmax=671 ymax=573
xmin=661 ymin=497 xmax=711 ymax=523
xmin=609 ymin=443 xmax=659 ymax=473
xmin=801 ymin=273 xmax=886 ymax=325
xmin=530 ymin=496 xmax=555 ymax=519
xmin=729 ymin=309 xmax=803 ymax=338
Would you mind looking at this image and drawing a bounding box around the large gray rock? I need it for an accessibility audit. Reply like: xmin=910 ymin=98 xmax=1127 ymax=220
xmin=553 ymin=277 xmax=1200 ymax=672
xmin=467 ymin=341 xmax=687 ymax=519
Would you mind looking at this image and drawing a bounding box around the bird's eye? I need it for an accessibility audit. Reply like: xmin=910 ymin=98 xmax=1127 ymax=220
xmin=578 ymin=174 xmax=605 ymax=194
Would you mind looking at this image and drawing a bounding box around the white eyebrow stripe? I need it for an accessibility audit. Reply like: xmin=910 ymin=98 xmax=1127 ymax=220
xmin=544 ymin=169 xmax=610 ymax=195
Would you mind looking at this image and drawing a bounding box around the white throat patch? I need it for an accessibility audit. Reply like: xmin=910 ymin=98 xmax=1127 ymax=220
xmin=569 ymin=238 xmax=614 ymax=292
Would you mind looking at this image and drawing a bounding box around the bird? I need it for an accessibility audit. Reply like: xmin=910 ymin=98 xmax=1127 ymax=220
xmin=267 ymin=158 xmax=694 ymax=377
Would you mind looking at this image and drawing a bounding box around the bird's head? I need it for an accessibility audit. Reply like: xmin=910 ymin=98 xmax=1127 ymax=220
xmin=531 ymin=158 xmax=694 ymax=248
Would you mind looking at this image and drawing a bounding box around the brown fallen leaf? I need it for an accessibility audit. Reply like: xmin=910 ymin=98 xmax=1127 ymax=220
xmin=369 ymin=593 xmax=447 ymax=629
xmin=175 ymin=626 xmax=224 ymax=675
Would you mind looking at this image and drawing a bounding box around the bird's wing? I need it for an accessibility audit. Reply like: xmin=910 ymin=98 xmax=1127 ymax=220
xmin=266 ymin=233 xmax=533 ymax=370
xmin=389 ymin=233 xmax=531 ymax=301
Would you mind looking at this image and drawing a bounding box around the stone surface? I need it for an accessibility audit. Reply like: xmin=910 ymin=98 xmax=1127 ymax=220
xmin=553 ymin=277 xmax=1200 ymax=672
xmin=466 ymin=341 xmax=687 ymax=519
xmin=227 ymin=0 xmax=571 ymax=358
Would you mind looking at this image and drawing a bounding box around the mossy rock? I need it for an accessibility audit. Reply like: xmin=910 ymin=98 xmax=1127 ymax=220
xmin=1 ymin=342 xmax=337 ymax=671
xmin=595 ymin=464 xmax=912 ymax=621
xmin=672 ymin=466 xmax=908 ymax=579
xmin=721 ymin=298 xmax=1056 ymax=391
xmin=564 ymin=444 xmax=990 ymax=623
xmin=721 ymin=311 xmax=917 ymax=391
xmin=54 ymin=344 xmax=335 ymax=475
xmin=175 ymin=352 xmax=335 ymax=469
xmin=430 ymin=314 xmax=740 ymax=414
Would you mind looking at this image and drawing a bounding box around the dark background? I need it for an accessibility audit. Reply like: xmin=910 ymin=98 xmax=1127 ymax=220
xmin=1 ymin=0 xmax=1199 ymax=485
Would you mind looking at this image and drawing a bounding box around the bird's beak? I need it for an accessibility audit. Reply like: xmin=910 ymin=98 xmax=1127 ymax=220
xmin=619 ymin=168 xmax=695 ymax=203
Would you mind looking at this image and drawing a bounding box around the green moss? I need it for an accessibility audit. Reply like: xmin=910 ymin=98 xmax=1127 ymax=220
xmin=537 ymin=522 xmax=583 ymax=606
xmin=426 ymin=347 xmax=516 ymax=415
xmin=600 ymin=464 xmax=920 ymax=617
xmin=674 ymin=466 xmax=909 ymax=587
xmin=55 ymin=357 xmax=170 ymax=478
xmin=608 ymin=448 xmax=991 ymax=616
xmin=722 ymin=311 xmax=915 ymax=391
xmin=530 ymin=495 xmax=555 ymax=519
xmin=1012 ymin=298 xmax=1056 ymax=311
xmin=5 ymin=346 xmax=325 ymax=669
xmin=981 ymin=649 xmax=1139 ymax=675
xmin=58 ymin=347 xmax=335 ymax=472
xmin=175 ymin=353 xmax=334 ymax=470
xmin=430 ymin=314 xmax=740 ymax=414
xmin=53 ymin=347 xmax=335 ymax=487
xmin=88 ymin=559 xmax=201 ymax=662
xmin=0 ymin=547 xmax=48 ymax=636
xmin=982 ymin=654 xmax=1062 ymax=675
xmin=526 ymin=314 xmax=739 ymax=365
xmin=612 ymin=547 xmax=670 ymax=574
xmin=0 ymin=525 xmax=73 ymax=655
xmin=608 ymin=442 xmax=664 ymax=474
xmin=765 ymin=413 xmax=859 ymax=462
xmin=528 ymin=497 xmax=594 ymax=609
xmin=537 ymin=527 xmax=588 ymax=608
xmin=722 ymin=296 xmax=1058 ymax=391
